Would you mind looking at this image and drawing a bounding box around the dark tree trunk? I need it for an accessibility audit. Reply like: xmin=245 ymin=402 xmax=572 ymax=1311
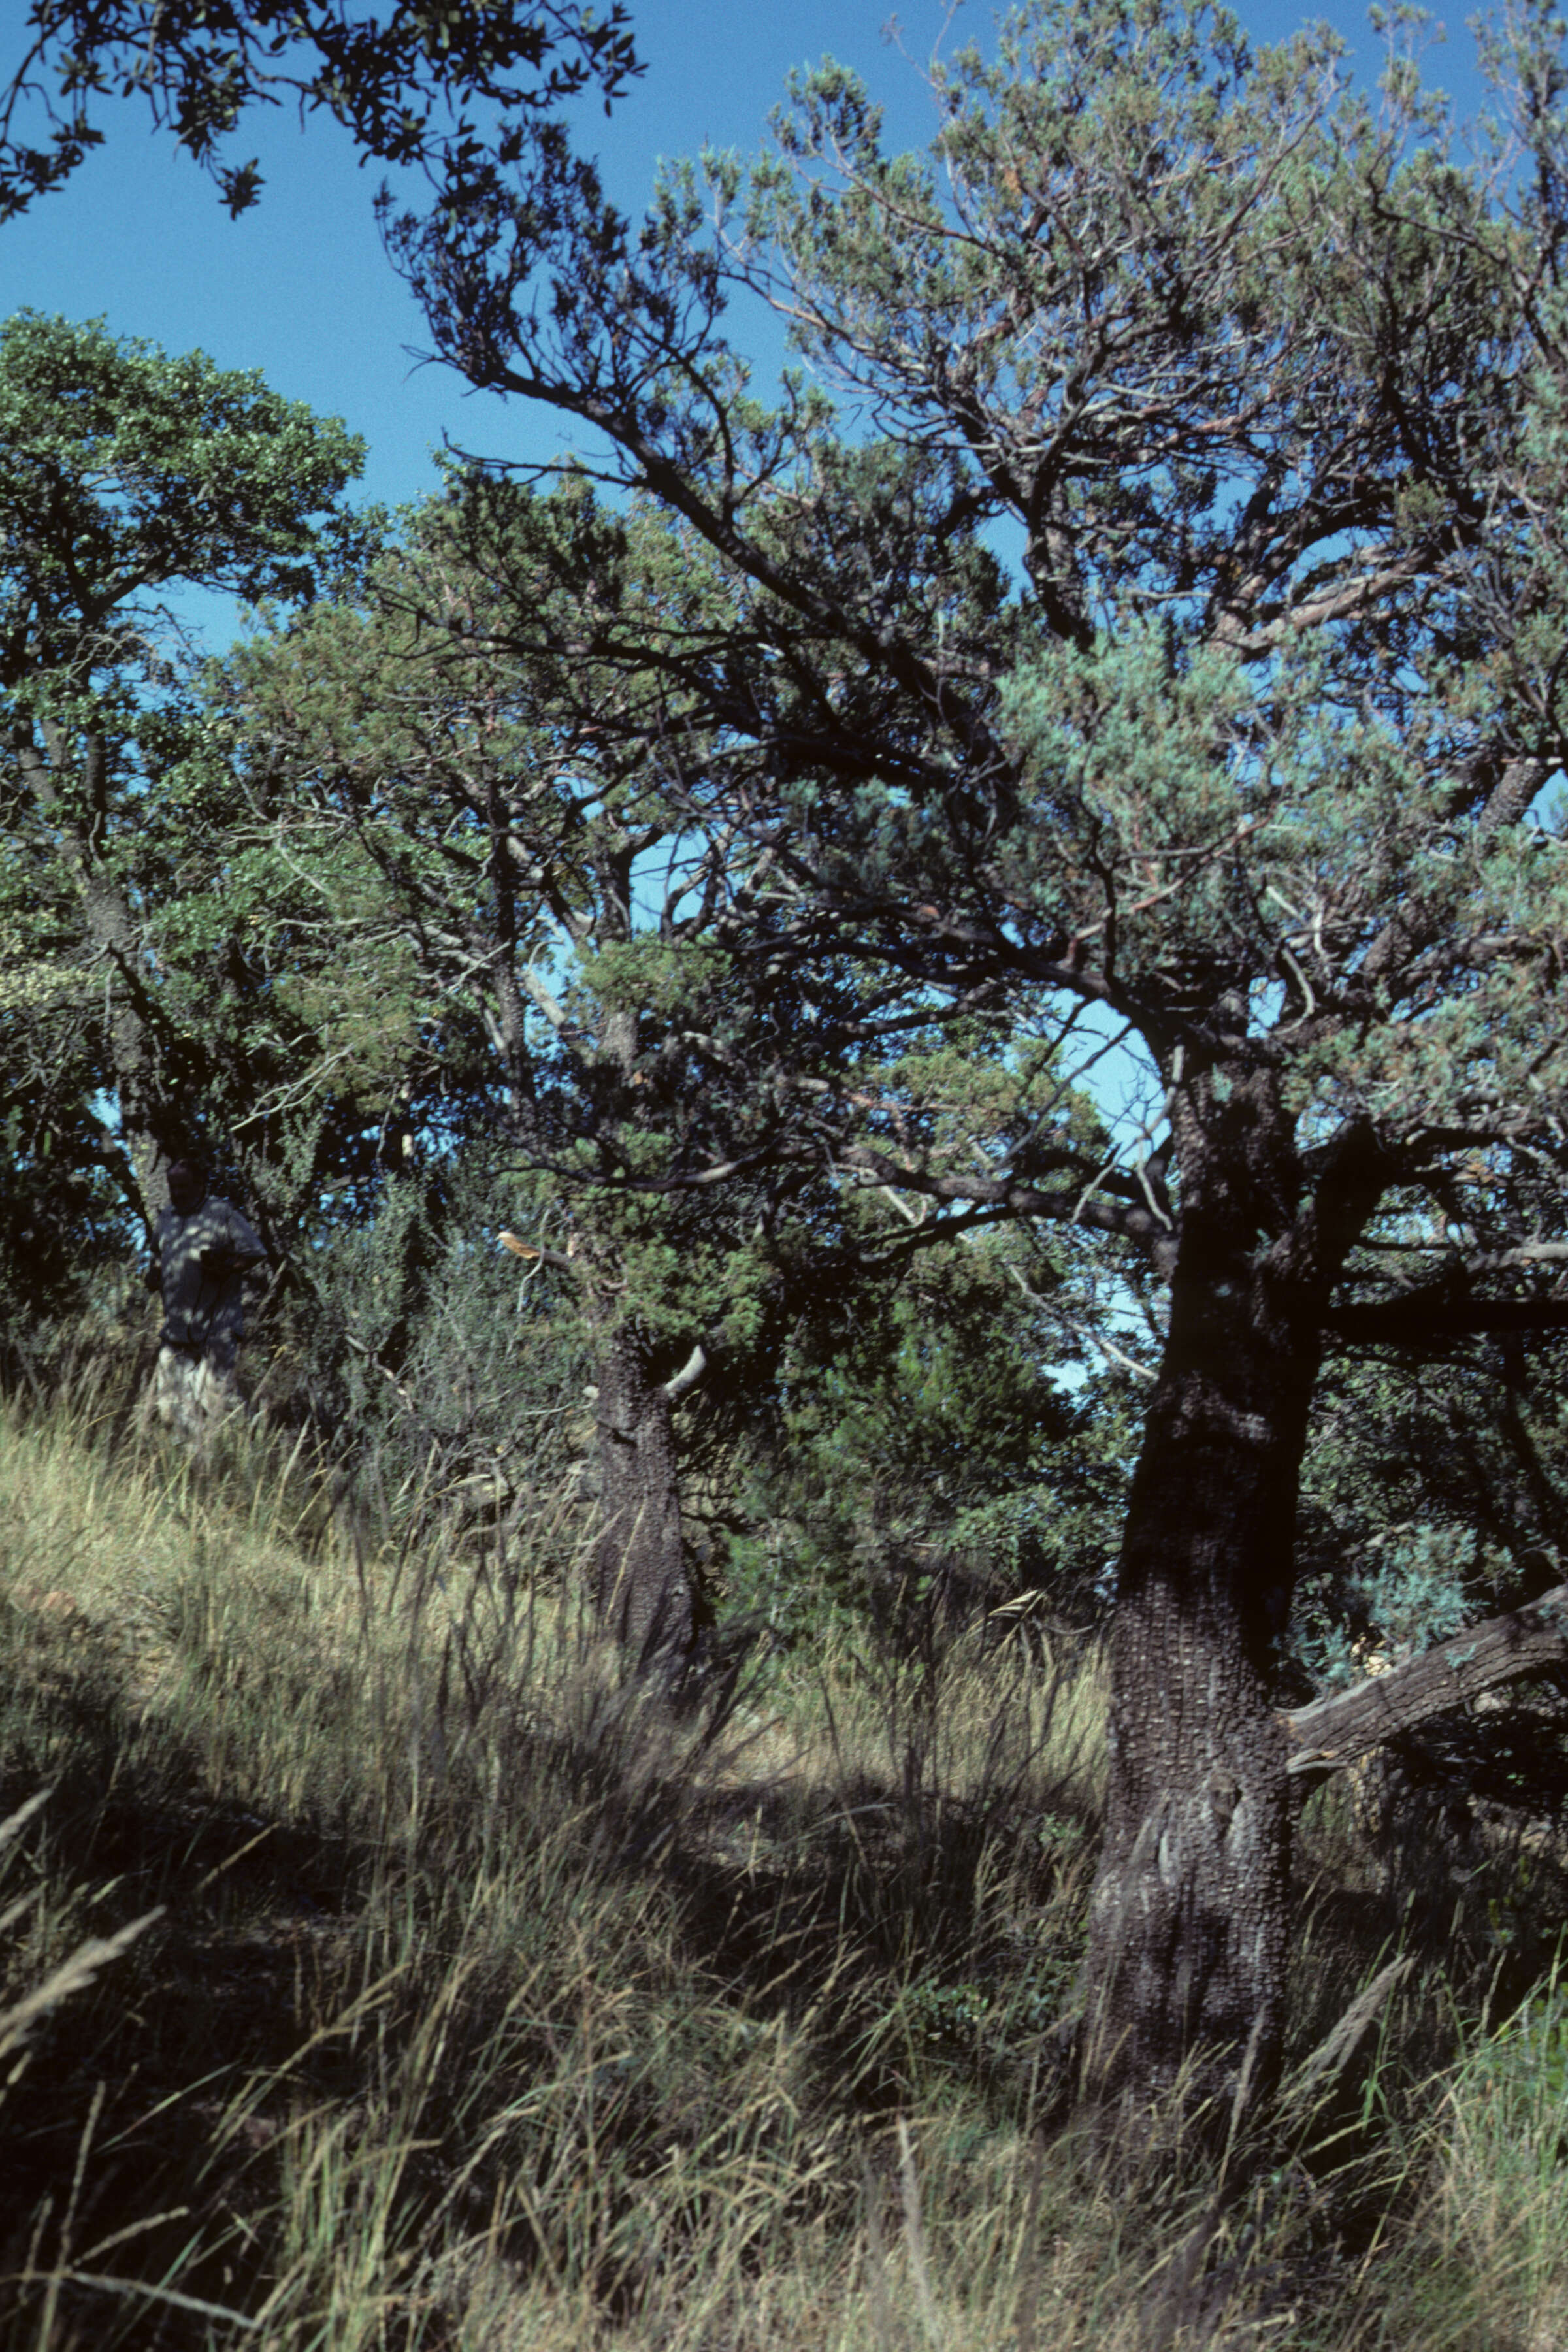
xmin=1078 ymin=1081 xmax=1382 ymax=2126
xmin=593 ymin=1322 xmax=694 ymax=1660
xmin=1081 ymin=1270 xmax=1315 ymax=2121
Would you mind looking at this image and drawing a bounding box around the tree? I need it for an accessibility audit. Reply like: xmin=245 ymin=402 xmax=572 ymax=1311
xmin=0 ymin=0 xmax=638 ymax=220
xmin=211 ymin=474 xmax=1117 ymax=1655
xmin=380 ymin=0 xmax=1568 ymax=2117
xmin=210 ymin=480 xmax=798 ymax=1656
xmin=0 ymin=308 xmax=365 ymax=1263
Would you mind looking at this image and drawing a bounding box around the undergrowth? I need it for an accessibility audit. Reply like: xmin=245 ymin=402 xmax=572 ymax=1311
xmin=1 ymin=1387 xmax=1566 ymax=2348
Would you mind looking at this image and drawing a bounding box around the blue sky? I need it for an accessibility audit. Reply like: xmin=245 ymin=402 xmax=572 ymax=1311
xmin=1 ymin=0 xmax=1498 ymax=555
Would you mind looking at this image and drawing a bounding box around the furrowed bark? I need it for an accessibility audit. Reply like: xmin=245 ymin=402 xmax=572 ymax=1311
xmin=1077 ymin=1074 xmax=1378 ymax=2129
xmin=592 ymin=1321 xmax=694 ymax=1661
xmin=1081 ymin=1260 xmax=1312 ymax=2125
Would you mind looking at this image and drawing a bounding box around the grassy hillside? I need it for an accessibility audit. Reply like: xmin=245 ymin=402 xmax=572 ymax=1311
xmin=1 ymin=1392 xmax=1567 ymax=2349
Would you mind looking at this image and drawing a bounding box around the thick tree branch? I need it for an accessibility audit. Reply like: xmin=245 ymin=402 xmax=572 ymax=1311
xmin=836 ymin=1141 xmax=1182 ymax=1266
xmin=1328 ymin=1292 xmax=1568 ymax=1345
xmin=1282 ymin=1583 xmax=1568 ymax=1778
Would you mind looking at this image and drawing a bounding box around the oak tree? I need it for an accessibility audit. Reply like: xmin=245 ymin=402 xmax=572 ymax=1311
xmin=0 ymin=309 xmax=365 ymax=1259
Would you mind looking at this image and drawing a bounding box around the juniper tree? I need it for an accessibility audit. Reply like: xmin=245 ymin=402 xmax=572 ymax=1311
xmin=212 ymin=474 xmax=1113 ymax=1654
xmin=214 ymin=481 xmax=811 ymax=1656
xmin=376 ymin=0 xmax=1568 ymax=2114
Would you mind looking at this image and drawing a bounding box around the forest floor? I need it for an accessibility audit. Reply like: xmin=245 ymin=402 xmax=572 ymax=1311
xmin=1 ymin=1388 xmax=1567 ymax=2349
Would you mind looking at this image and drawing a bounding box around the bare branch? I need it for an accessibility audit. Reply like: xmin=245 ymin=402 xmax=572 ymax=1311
xmin=1282 ymin=1583 xmax=1568 ymax=1777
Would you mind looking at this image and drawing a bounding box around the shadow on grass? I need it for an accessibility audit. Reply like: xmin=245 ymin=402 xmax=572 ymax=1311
xmin=0 ymin=1618 xmax=385 ymax=2346
xmin=0 ymin=1593 xmax=1100 ymax=2346
xmin=4 ymin=1479 xmax=1567 ymax=2349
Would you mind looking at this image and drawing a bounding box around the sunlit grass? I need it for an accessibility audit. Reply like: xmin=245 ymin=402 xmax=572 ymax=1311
xmin=2 ymin=1390 xmax=1568 ymax=2347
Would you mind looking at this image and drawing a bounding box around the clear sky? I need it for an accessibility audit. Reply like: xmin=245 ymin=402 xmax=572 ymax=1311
xmin=0 ymin=1 xmax=1497 ymax=578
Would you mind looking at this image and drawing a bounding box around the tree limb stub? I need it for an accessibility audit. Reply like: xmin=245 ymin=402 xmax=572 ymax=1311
xmin=659 ymin=1341 xmax=708 ymax=1405
xmin=1281 ymin=1583 xmax=1568 ymax=1778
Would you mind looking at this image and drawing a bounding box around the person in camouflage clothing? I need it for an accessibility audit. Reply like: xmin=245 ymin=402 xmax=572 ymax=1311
xmin=150 ymin=1157 xmax=268 ymax=1445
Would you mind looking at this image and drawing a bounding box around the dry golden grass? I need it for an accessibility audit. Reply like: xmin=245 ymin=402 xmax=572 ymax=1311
xmin=1 ymin=1390 xmax=1567 ymax=2349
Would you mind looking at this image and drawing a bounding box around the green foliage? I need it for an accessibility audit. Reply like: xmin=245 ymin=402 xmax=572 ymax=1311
xmin=373 ymin=0 xmax=1568 ymax=1316
xmin=0 ymin=1099 xmax=133 ymax=1343
xmin=276 ymin=1143 xmax=595 ymax=1520
xmin=0 ymin=308 xmax=365 ymax=623
xmin=0 ymin=0 xmax=640 ymax=220
xmin=728 ymin=1230 xmax=1135 ymax=1646
xmin=207 ymin=482 xmax=1117 ymax=1433
xmin=1294 ymin=1522 xmax=1481 ymax=1692
xmin=382 ymin=0 xmax=1568 ymax=1602
xmin=1294 ymin=1329 xmax=1568 ymax=1676
xmin=0 ymin=312 xmax=384 ymax=1329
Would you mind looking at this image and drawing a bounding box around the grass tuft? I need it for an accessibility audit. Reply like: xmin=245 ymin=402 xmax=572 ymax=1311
xmin=1 ymin=1392 xmax=1566 ymax=2345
